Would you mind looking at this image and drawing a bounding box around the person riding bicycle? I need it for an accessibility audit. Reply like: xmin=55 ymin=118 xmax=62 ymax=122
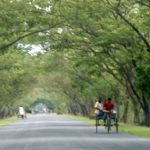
xmin=103 ymin=98 xmax=116 ymax=124
xmin=103 ymin=98 xmax=114 ymax=112
xmin=95 ymin=98 xmax=118 ymax=133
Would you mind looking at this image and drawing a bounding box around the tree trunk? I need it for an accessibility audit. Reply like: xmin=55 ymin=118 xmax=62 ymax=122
xmin=133 ymin=105 xmax=140 ymax=124
xmin=69 ymin=104 xmax=77 ymax=115
xmin=121 ymin=100 xmax=129 ymax=123
xmin=143 ymin=104 xmax=150 ymax=126
xmin=79 ymin=103 xmax=89 ymax=116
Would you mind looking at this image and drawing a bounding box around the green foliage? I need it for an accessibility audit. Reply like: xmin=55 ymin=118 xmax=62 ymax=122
xmin=136 ymin=52 xmax=150 ymax=99
xmin=0 ymin=116 xmax=17 ymax=127
xmin=0 ymin=50 xmax=38 ymax=117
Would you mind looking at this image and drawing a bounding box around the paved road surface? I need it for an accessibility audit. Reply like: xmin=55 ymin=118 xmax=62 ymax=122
xmin=0 ymin=114 xmax=150 ymax=150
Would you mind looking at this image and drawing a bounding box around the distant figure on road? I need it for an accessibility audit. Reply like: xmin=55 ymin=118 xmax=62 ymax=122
xmin=18 ymin=106 xmax=26 ymax=119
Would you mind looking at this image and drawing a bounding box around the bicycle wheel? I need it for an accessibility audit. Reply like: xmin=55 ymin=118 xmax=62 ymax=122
xmin=115 ymin=117 xmax=118 ymax=133
xmin=96 ymin=116 xmax=98 ymax=133
xmin=106 ymin=115 xmax=111 ymax=133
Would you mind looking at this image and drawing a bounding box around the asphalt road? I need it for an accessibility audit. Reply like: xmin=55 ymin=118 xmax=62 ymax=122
xmin=0 ymin=114 xmax=150 ymax=150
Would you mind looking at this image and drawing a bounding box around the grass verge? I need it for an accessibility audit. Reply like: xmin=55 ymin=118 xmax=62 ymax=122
xmin=119 ymin=124 xmax=150 ymax=138
xmin=64 ymin=114 xmax=150 ymax=138
xmin=0 ymin=116 xmax=17 ymax=127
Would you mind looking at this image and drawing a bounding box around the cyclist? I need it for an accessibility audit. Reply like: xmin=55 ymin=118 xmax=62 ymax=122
xmin=103 ymin=98 xmax=114 ymax=112
xmin=103 ymin=98 xmax=116 ymax=125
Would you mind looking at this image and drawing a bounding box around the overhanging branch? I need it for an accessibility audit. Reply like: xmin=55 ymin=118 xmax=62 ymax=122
xmin=116 ymin=9 xmax=150 ymax=53
xmin=0 ymin=23 xmax=62 ymax=51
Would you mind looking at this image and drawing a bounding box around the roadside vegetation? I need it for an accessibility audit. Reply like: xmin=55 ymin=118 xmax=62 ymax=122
xmin=0 ymin=116 xmax=18 ymax=128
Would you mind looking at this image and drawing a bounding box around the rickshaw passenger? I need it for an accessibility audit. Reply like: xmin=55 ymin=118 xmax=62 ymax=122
xmin=94 ymin=98 xmax=104 ymax=118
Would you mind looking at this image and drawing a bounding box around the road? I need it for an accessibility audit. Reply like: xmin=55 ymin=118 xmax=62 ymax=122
xmin=0 ymin=114 xmax=150 ymax=150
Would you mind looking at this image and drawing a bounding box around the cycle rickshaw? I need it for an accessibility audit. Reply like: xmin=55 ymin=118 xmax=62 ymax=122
xmin=95 ymin=110 xmax=118 ymax=133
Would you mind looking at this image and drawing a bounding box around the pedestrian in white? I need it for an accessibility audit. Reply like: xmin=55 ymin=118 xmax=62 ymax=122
xmin=18 ymin=106 xmax=26 ymax=119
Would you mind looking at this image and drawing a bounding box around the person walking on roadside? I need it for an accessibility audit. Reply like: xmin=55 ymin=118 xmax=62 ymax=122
xmin=18 ymin=106 xmax=26 ymax=119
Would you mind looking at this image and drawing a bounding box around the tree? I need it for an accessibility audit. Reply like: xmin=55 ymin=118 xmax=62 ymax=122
xmin=47 ymin=0 xmax=150 ymax=125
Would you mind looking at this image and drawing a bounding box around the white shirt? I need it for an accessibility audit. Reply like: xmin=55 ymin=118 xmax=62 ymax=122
xmin=19 ymin=107 xmax=25 ymax=115
xmin=94 ymin=101 xmax=103 ymax=115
